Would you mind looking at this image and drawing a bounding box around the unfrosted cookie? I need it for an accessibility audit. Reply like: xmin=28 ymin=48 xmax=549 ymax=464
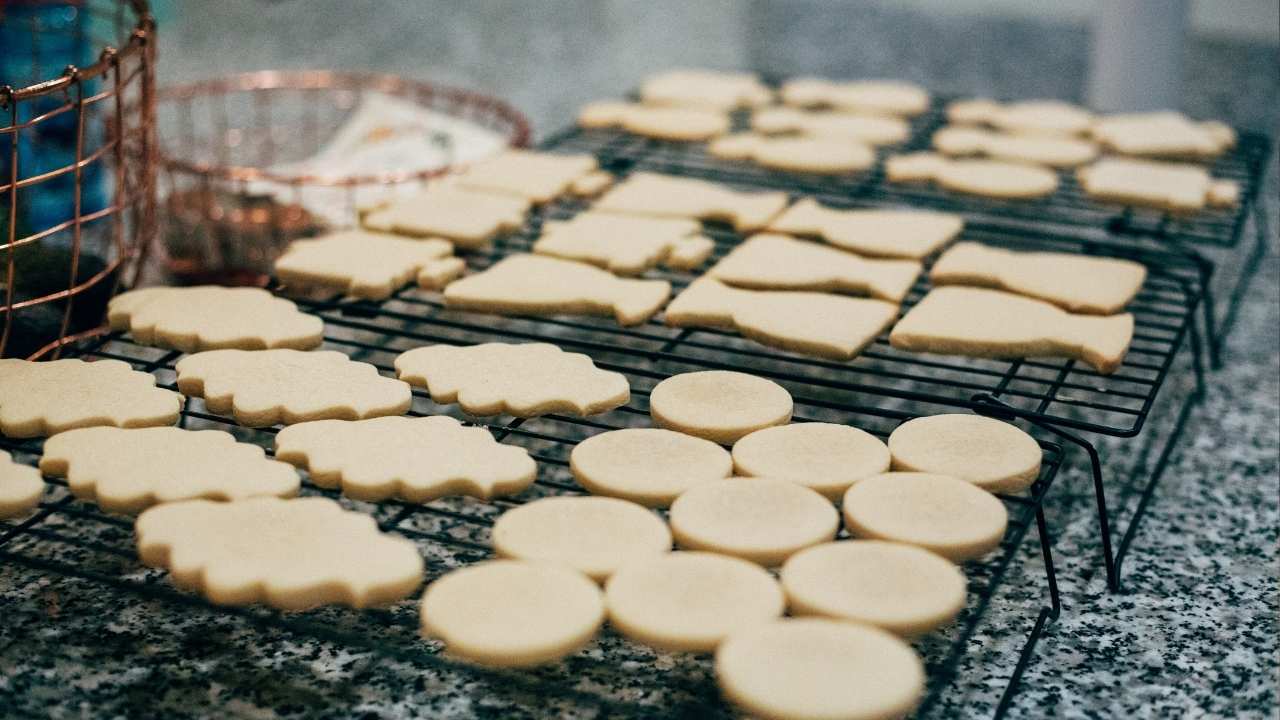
xmin=362 ymin=185 xmax=530 ymax=248
xmin=709 ymin=234 xmax=921 ymax=302
xmin=532 ymin=211 xmax=714 ymax=275
xmin=0 ymin=359 xmax=182 ymax=439
xmin=664 ymin=278 xmax=898 ymax=361
xmin=888 ymin=414 xmax=1041 ymax=494
xmin=1090 ymin=111 xmax=1235 ymax=159
xmin=492 ymin=496 xmax=671 ymax=581
xmin=752 ymin=106 xmax=910 ymax=145
xmin=732 ymin=422 xmax=890 ymax=501
xmin=395 ymin=342 xmax=629 ymax=417
xmin=442 ymin=254 xmax=670 ymax=326
xmin=454 ymin=150 xmax=597 ymax=203
xmin=1077 ymin=157 xmax=1237 ymax=212
xmin=0 ymin=450 xmax=43 ymax=518
xmin=108 ymin=286 xmax=323 ymax=352
xmin=707 ymin=133 xmax=876 ymax=174
xmin=947 ymin=98 xmax=1095 ymax=136
xmin=274 ymin=416 xmax=536 ymax=502
xmin=577 ymin=100 xmax=730 ymax=141
xmin=274 ymin=230 xmax=455 ymax=300
xmin=569 ymin=170 xmax=615 ymax=198
xmin=136 ymin=496 xmax=423 ymax=610
xmin=767 ymin=198 xmax=963 ymax=259
xmin=889 ymin=286 xmax=1134 ymax=374
xmin=570 ymin=428 xmax=732 ymax=507
xmin=669 ymin=477 xmax=838 ymax=566
xmin=930 ymin=241 xmax=1147 ymax=314
xmin=595 ymin=172 xmax=788 ymax=232
xmin=932 ymin=125 xmax=1098 ymax=167
xmin=604 ymin=551 xmax=784 ymax=652
xmin=886 ymin=152 xmax=1059 ymax=199
xmin=781 ymin=78 xmax=930 ymax=117
xmin=649 ymin=370 xmax=792 ymax=444
xmin=175 ymin=349 xmax=411 ymax=427
xmin=716 ymin=618 xmax=924 ymax=720
xmin=420 ymin=559 xmax=604 ymax=667
xmin=842 ymin=472 xmax=1008 ymax=561
xmin=639 ymin=68 xmax=773 ymax=110
xmin=781 ymin=540 xmax=966 ymax=636
xmin=416 ymin=256 xmax=467 ymax=290
xmin=40 ymin=427 xmax=299 ymax=514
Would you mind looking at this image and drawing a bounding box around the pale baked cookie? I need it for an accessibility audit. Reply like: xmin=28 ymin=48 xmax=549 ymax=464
xmin=1090 ymin=111 xmax=1235 ymax=159
xmin=40 ymin=427 xmax=299 ymax=514
xmin=492 ymin=496 xmax=671 ymax=581
xmin=569 ymin=170 xmax=615 ymax=198
xmin=604 ymin=551 xmax=784 ymax=652
xmin=361 ymin=185 xmax=530 ymax=248
xmin=108 ymin=286 xmax=323 ymax=352
xmin=442 ymin=254 xmax=671 ymax=326
xmin=649 ymin=370 xmax=792 ymax=444
xmin=752 ymin=106 xmax=910 ymax=145
xmin=930 ymin=241 xmax=1146 ymax=315
xmin=454 ymin=150 xmax=597 ymax=203
xmin=577 ymin=100 xmax=730 ymax=141
xmin=532 ymin=211 xmax=714 ymax=275
xmin=664 ymin=278 xmax=898 ymax=361
xmin=716 ymin=618 xmax=924 ymax=720
xmin=842 ymin=472 xmax=1008 ymax=561
xmin=594 ymin=172 xmax=789 ymax=232
xmin=889 ymin=286 xmax=1134 ymax=374
xmin=136 ymin=496 xmax=424 ymax=610
xmin=707 ymin=133 xmax=877 ymax=174
xmin=274 ymin=230 xmax=455 ymax=300
xmin=767 ymin=198 xmax=963 ymax=260
xmin=416 ymin=256 xmax=468 ymax=290
xmin=888 ymin=414 xmax=1041 ymax=494
xmin=274 ymin=416 xmax=536 ymax=502
xmin=932 ymin=125 xmax=1098 ymax=167
xmin=885 ymin=152 xmax=1059 ymax=199
xmin=175 ymin=349 xmax=411 ymax=427
xmin=947 ymin=98 xmax=1095 ymax=136
xmin=0 ymin=359 xmax=182 ymax=439
xmin=420 ymin=559 xmax=604 ymax=667
xmin=732 ymin=422 xmax=891 ymax=501
xmin=0 ymin=450 xmax=43 ymax=518
xmin=639 ymin=68 xmax=773 ymax=110
xmin=395 ymin=342 xmax=629 ymax=417
xmin=781 ymin=77 xmax=930 ymax=117
xmin=1077 ymin=157 xmax=1238 ymax=212
xmin=669 ymin=477 xmax=838 ymax=566
xmin=709 ymin=234 xmax=921 ymax=303
xmin=570 ymin=428 xmax=732 ymax=507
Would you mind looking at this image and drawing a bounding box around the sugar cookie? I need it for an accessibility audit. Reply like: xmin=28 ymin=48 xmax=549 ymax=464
xmin=395 ymin=342 xmax=629 ymax=417
xmin=669 ymin=478 xmax=838 ymax=566
xmin=781 ymin=540 xmax=966 ymax=636
xmin=577 ymin=100 xmax=730 ymax=141
xmin=0 ymin=450 xmax=43 ymax=518
xmin=732 ymin=422 xmax=890 ymax=501
xmin=842 ymin=472 xmax=1008 ymax=561
xmin=890 ymin=285 xmax=1134 ymax=373
xmin=492 ymin=496 xmax=670 ymax=581
xmin=136 ymin=496 xmax=424 ymax=610
xmin=274 ymin=416 xmax=536 ymax=502
xmin=569 ymin=170 xmax=615 ymax=198
xmin=604 ymin=551 xmax=784 ymax=652
xmin=932 ymin=125 xmax=1098 ymax=167
xmin=361 ymin=186 xmax=530 ymax=248
xmin=453 ymin=149 xmax=597 ymax=203
xmin=717 ymin=618 xmax=924 ymax=720
xmin=781 ymin=78 xmax=930 ymax=117
xmin=1077 ymin=157 xmax=1237 ymax=212
xmin=708 ymin=133 xmax=877 ymax=174
xmin=570 ymin=428 xmax=732 ymax=507
xmin=175 ymin=349 xmax=411 ymax=427
xmin=40 ymin=427 xmax=299 ymax=514
xmin=532 ymin=211 xmax=714 ymax=275
xmin=0 ymin=359 xmax=182 ymax=439
xmin=886 ymin=152 xmax=1059 ymax=199
xmin=595 ymin=172 xmax=788 ymax=232
xmin=416 ymin=256 xmax=467 ymax=290
xmin=767 ymin=198 xmax=963 ymax=259
xmin=420 ymin=559 xmax=604 ymax=667
xmin=947 ymin=98 xmax=1094 ymax=136
xmin=709 ymin=234 xmax=921 ymax=302
xmin=639 ymin=69 xmax=773 ymax=110
xmin=442 ymin=254 xmax=670 ymax=326
xmin=108 ymin=286 xmax=323 ymax=352
xmin=888 ymin=414 xmax=1041 ymax=494
xmin=274 ymin=230 xmax=455 ymax=300
xmin=930 ymin=241 xmax=1146 ymax=315
xmin=752 ymin=106 xmax=910 ymax=145
xmin=664 ymin=278 xmax=897 ymax=361
xmin=649 ymin=370 xmax=792 ymax=444
xmin=1090 ymin=111 xmax=1234 ymax=159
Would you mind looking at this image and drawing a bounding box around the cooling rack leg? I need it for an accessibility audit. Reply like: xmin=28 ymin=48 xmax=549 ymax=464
xmin=992 ymin=507 xmax=1060 ymax=720
xmin=1186 ymin=308 xmax=1207 ymax=400
xmin=1192 ymin=252 xmax=1222 ymax=370
xmin=1212 ymin=200 xmax=1271 ymax=362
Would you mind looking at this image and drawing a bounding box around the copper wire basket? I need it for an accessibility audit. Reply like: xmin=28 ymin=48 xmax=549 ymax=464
xmin=1 ymin=0 xmax=157 ymax=359
xmin=154 ymin=70 xmax=532 ymax=286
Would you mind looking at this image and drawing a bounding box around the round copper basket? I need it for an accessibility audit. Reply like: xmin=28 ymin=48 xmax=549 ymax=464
xmin=1 ymin=0 xmax=157 ymax=359
xmin=154 ymin=70 xmax=532 ymax=286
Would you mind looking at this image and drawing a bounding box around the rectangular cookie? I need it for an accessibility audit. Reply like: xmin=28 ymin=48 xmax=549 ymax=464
xmin=455 ymin=150 xmax=598 ymax=203
xmin=594 ymin=172 xmax=788 ymax=232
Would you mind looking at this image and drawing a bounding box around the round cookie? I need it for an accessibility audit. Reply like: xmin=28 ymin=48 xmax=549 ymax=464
xmin=991 ymin=100 xmax=1094 ymax=136
xmin=420 ymin=560 xmax=605 ymax=667
xmin=491 ymin=496 xmax=671 ymax=581
xmin=842 ymin=472 xmax=1008 ymax=562
xmin=888 ymin=414 xmax=1041 ymax=494
xmin=571 ymin=428 xmax=732 ymax=507
xmin=669 ymin=477 xmax=838 ymax=566
xmin=604 ymin=551 xmax=785 ymax=652
xmin=716 ymin=618 xmax=924 ymax=720
xmin=732 ymin=422 xmax=891 ymax=500
xmin=781 ymin=540 xmax=966 ymax=636
xmin=935 ymin=158 xmax=1058 ymax=199
xmin=0 ymin=450 xmax=44 ymax=518
xmin=649 ymin=371 xmax=793 ymax=445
